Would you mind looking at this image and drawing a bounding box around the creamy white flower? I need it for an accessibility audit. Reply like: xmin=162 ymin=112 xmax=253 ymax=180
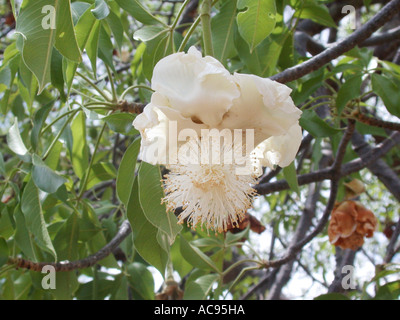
xmin=163 ymin=136 xmax=258 ymax=232
xmin=133 ymin=46 xmax=303 ymax=232
xmin=255 ymin=124 xmax=303 ymax=169
xmin=133 ymin=46 xmax=240 ymax=165
xmin=218 ymin=73 xmax=302 ymax=147
xmin=151 ymin=46 xmax=240 ymax=127
xmin=133 ymin=92 xmax=208 ymax=165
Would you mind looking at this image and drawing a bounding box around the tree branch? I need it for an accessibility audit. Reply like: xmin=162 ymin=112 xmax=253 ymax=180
xmin=267 ymin=179 xmax=324 ymax=299
xmin=352 ymin=132 xmax=400 ymax=201
xmin=270 ymin=0 xmax=400 ymax=83
xmin=255 ymin=131 xmax=400 ymax=196
xmin=8 ymin=220 xmax=132 ymax=272
xmin=384 ymin=217 xmax=400 ymax=263
xmin=352 ymin=110 xmax=400 ymax=132
xmin=328 ymin=248 xmax=358 ymax=293
xmin=360 ymin=25 xmax=400 ymax=47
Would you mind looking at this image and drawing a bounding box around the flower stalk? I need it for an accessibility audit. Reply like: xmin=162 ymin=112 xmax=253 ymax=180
xmin=200 ymin=0 xmax=214 ymax=56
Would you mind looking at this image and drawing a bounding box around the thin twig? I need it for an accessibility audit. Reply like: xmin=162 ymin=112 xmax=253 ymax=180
xmin=8 ymin=220 xmax=132 ymax=272
xmin=384 ymin=218 xmax=400 ymax=263
xmin=352 ymin=110 xmax=400 ymax=132
xmin=271 ymin=0 xmax=400 ymax=83
xmin=255 ymin=131 xmax=400 ymax=196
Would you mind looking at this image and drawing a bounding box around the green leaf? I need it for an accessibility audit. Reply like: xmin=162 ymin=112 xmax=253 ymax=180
xmin=85 ymin=224 xmax=118 ymax=268
xmin=71 ymin=1 xmax=91 ymax=24
xmin=295 ymin=1 xmax=337 ymax=28
xmin=65 ymin=4 xmax=97 ymax=90
xmin=86 ymin=162 xmax=117 ymax=190
xmin=180 ymin=236 xmax=218 ymax=272
xmin=0 ymin=66 xmax=12 ymax=87
xmin=78 ymin=206 xmax=102 ymax=242
xmin=233 ymin=21 xmax=287 ymax=77
xmin=142 ymin=31 xmax=174 ymax=80
xmin=373 ymin=280 xmax=400 ymax=300
xmin=44 ymin=140 xmax=63 ymax=171
xmin=15 ymin=0 xmax=81 ymax=93
xmin=183 ymin=274 xmax=219 ymax=300
xmin=86 ymin=19 xmax=100 ymax=75
xmin=115 ymin=0 xmax=162 ymax=25
xmin=14 ymin=205 xmax=37 ymax=261
xmin=283 ymin=162 xmax=300 ymax=196
xmin=15 ymin=0 xmax=55 ymax=93
xmin=51 ymin=213 xmax=80 ymax=300
xmin=110 ymin=274 xmax=129 ymax=300
xmin=381 ymin=60 xmax=400 ymax=77
xmin=21 ymin=178 xmax=57 ymax=261
xmin=126 ymin=263 xmax=155 ymax=300
xmin=98 ymin=24 xmax=115 ymax=71
xmin=91 ymin=0 xmax=110 ymax=20
xmin=7 ymin=118 xmax=30 ymax=162
xmin=30 ymin=103 xmax=53 ymax=152
xmin=212 ymin=0 xmax=237 ymax=63
xmin=314 ymin=293 xmax=350 ymax=300
xmin=0 ymin=237 xmax=9 ymax=268
xmin=53 ymin=272 xmax=79 ymax=300
xmin=51 ymin=48 xmax=66 ymax=101
xmin=371 ymin=73 xmax=400 ymax=118
xmin=171 ymin=240 xmax=194 ymax=277
xmin=237 ymin=0 xmax=277 ymax=52
xmin=70 ymin=111 xmax=89 ymax=180
xmin=234 ymin=26 xmax=261 ymax=75
xmin=192 ymin=237 xmax=223 ymax=248
xmin=53 ymin=213 xmax=79 ymax=261
xmin=336 ymin=75 xmax=362 ymax=115
xmin=106 ymin=10 xmax=124 ymax=51
xmin=104 ymin=113 xmax=138 ymax=135
xmin=17 ymin=59 xmax=37 ymax=108
xmin=3 ymin=272 xmax=31 ymax=300
xmin=133 ymin=26 xmax=168 ymax=42
xmin=75 ymin=4 xmax=98 ymax=50
xmin=292 ymin=69 xmax=324 ymax=105
xmin=0 ymin=90 xmax=11 ymax=114
xmin=0 ymin=207 xmax=14 ymax=240
xmin=116 ymin=138 xmax=140 ymax=205
xmin=355 ymin=121 xmax=387 ymax=138
xmin=54 ymin=0 xmax=82 ymax=62
xmin=126 ymin=179 xmax=168 ymax=275
xmin=258 ymin=28 xmax=288 ymax=77
xmin=299 ymin=109 xmax=342 ymax=138
xmin=137 ymin=162 xmax=182 ymax=245
xmin=0 ymin=151 xmax=6 ymax=176
xmin=32 ymin=154 xmax=67 ymax=194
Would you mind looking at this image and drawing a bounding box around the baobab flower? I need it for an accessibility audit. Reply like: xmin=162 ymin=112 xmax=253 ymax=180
xmin=162 ymin=133 xmax=259 ymax=232
xmin=133 ymin=46 xmax=303 ymax=232
xmin=328 ymin=201 xmax=378 ymax=250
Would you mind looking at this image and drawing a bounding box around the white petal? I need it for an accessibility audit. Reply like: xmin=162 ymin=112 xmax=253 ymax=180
xmin=151 ymin=46 xmax=240 ymax=127
xmin=133 ymin=104 xmax=168 ymax=165
xmin=257 ymin=124 xmax=303 ymax=169
xmin=220 ymin=73 xmax=302 ymax=146
xmin=133 ymin=93 xmax=207 ymax=165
